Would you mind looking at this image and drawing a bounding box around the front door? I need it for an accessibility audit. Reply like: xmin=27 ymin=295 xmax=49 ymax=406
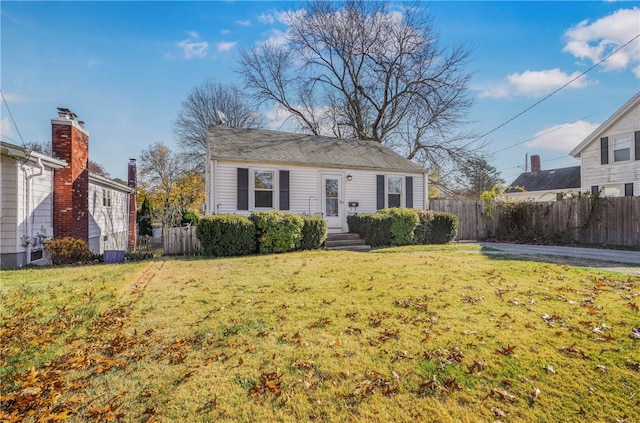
xmin=322 ymin=174 xmax=342 ymax=229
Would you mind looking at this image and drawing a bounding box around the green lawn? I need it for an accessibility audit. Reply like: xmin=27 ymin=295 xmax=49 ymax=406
xmin=1 ymin=247 xmax=638 ymax=422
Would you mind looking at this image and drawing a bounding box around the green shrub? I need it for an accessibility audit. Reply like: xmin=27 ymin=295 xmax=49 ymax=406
xmin=250 ymin=211 xmax=304 ymax=254
xmin=378 ymin=208 xmax=420 ymax=245
xmin=427 ymin=212 xmax=458 ymax=244
xmin=196 ymin=214 xmax=256 ymax=257
xmin=45 ymin=237 xmax=93 ymax=265
xmin=299 ymin=215 xmax=328 ymax=250
xmin=181 ymin=210 xmax=200 ymax=227
xmin=347 ymin=213 xmax=393 ymax=247
xmin=414 ymin=210 xmax=435 ymax=244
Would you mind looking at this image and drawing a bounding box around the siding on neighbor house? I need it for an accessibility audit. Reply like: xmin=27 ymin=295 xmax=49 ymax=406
xmin=1 ymin=155 xmax=57 ymax=267
xmin=580 ymin=106 xmax=640 ymax=196
xmin=88 ymin=178 xmax=130 ymax=254
xmin=502 ymin=189 xmax=582 ymax=202
xmin=209 ymin=160 xmax=425 ymax=216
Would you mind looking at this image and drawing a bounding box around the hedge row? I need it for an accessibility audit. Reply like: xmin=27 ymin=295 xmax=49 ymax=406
xmin=347 ymin=208 xmax=458 ymax=247
xmin=197 ymin=212 xmax=327 ymax=257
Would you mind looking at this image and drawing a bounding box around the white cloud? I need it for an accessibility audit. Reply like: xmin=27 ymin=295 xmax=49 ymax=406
xmin=563 ymin=7 xmax=640 ymax=76
xmin=526 ymin=120 xmax=600 ymax=151
xmin=1 ymin=118 xmax=14 ymax=139
xmin=217 ymin=41 xmax=237 ymax=52
xmin=264 ymin=29 xmax=288 ymax=47
xmin=258 ymin=13 xmax=275 ymax=24
xmin=480 ymin=68 xmax=589 ymax=98
xmin=87 ymin=59 xmax=100 ymax=69
xmin=220 ymin=29 xmax=230 ymax=35
xmin=176 ymin=32 xmax=209 ymax=59
xmin=235 ymin=20 xmax=251 ymax=26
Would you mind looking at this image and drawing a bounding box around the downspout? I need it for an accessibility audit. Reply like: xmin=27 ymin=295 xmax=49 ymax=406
xmin=213 ymin=159 xmax=218 ymax=214
xmin=23 ymin=157 xmax=44 ymax=265
xmin=423 ymin=172 xmax=429 ymax=210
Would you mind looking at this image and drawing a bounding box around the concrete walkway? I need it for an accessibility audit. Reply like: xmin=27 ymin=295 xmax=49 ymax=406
xmin=477 ymin=242 xmax=640 ymax=275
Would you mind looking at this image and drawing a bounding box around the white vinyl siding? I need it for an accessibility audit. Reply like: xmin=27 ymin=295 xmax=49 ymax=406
xmin=88 ymin=180 xmax=130 ymax=254
xmin=579 ymin=102 xmax=639 ymax=196
xmin=208 ymin=161 xmax=426 ymax=218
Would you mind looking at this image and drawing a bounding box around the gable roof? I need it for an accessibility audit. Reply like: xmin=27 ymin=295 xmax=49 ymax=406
xmin=570 ymin=92 xmax=640 ymax=157
xmin=207 ymin=126 xmax=426 ymax=173
xmin=505 ymin=166 xmax=581 ymax=193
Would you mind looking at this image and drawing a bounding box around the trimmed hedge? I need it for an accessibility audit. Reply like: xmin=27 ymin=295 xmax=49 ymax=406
xmin=348 ymin=208 xmax=458 ymax=246
xmin=197 ymin=214 xmax=256 ymax=257
xmin=379 ymin=208 xmax=420 ymax=245
xmin=414 ymin=210 xmax=435 ymax=244
xmin=299 ymin=215 xmax=328 ymax=250
xmin=347 ymin=213 xmax=393 ymax=247
xmin=45 ymin=237 xmax=93 ymax=265
xmin=428 ymin=212 xmax=459 ymax=244
xmin=251 ymin=211 xmax=304 ymax=254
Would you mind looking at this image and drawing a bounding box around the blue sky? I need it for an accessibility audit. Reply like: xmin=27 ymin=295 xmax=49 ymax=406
xmin=2 ymin=1 xmax=639 ymax=185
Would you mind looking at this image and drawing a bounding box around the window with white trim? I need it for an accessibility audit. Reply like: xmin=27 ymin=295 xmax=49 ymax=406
xmin=254 ymin=170 xmax=274 ymax=208
xmin=613 ymin=135 xmax=631 ymax=162
xmin=387 ymin=176 xmax=402 ymax=208
xmin=102 ymin=189 xmax=112 ymax=208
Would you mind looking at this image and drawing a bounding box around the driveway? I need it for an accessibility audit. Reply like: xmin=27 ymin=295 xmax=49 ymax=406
xmin=478 ymin=242 xmax=640 ymax=276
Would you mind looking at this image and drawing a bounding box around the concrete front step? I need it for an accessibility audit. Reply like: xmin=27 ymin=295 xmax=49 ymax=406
xmin=325 ymin=233 xmax=371 ymax=251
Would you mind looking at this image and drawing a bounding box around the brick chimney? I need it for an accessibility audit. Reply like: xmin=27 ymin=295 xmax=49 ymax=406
xmin=530 ymin=154 xmax=541 ymax=173
xmin=52 ymin=108 xmax=89 ymax=242
xmin=127 ymin=159 xmax=137 ymax=251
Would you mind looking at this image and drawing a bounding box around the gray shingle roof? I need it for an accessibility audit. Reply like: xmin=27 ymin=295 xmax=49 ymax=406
xmin=207 ymin=126 xmax=426 ymax=173
xmin=505 ymin=166 xmax=581 ymax=193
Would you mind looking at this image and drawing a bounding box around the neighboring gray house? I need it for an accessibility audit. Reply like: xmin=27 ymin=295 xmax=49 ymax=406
xmin=503 ymin=155 xmax=581 ymax=201
xmin=205 ymin=126 xmax=428 ymax=232
xmin=0 ymin=109 xmax=136 ymax=269
xmin=570 ymin=92 xmax=639 ymax=197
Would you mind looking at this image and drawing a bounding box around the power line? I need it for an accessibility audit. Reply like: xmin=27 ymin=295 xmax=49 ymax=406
xmin=0 ymin=90 xmax=25 ymax=145
xmin=493 ymin=101 xmax=621 ymax=154
xmin=476 ymin=33 xmax=640 ymax=143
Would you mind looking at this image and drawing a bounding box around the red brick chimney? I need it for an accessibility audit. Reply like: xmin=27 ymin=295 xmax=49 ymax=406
xmin=530 ymin=154 xmax=541 ymax=173
xmin=127 ymin=159 xmax=137 ymax=251
xmin=52 ymin=108 xmax=89 ymax=242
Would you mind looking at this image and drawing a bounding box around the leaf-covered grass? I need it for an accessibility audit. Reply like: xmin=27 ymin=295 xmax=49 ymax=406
xmin=1 ymin=250 xmax=638 ymax=422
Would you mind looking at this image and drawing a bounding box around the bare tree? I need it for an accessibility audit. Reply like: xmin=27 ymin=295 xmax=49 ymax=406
xmin=238 ymin=1 xmax=483 ymax=190
xmin=174 ymin=79 xmax=265 ymax=172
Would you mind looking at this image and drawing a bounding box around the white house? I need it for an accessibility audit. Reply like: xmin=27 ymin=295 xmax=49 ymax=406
xmin=205 ymin=126 xmax=428 ymax=232
xmin=503 ymin=155 xmax=581 ymax=201
xmin=0 ymin=108 xmax=136 ymax=269
xmin=570 ymin=92 xmax=639 ymax=197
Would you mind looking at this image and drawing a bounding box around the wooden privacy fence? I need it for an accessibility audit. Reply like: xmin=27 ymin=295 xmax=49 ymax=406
xmin=163 ymin=226 xmax=201 ymax=255
xmin=430 ymin=197 xmax=640 ymax=247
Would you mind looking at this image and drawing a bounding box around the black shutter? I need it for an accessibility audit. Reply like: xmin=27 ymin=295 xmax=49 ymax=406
xmin=600 ymin=137 xmax=609 ymax=165
xmin=279 ymin=170 xmax=290 ymax=210
xmin=376 ymin=175 xmax=385 ymax=210
xmin=635 ymin=131 xmax=640 ymax=160
xmin=237 ymin=168 xmax=249 ymax=210
xmin=405 ymin=176 xmax=413 ymax=208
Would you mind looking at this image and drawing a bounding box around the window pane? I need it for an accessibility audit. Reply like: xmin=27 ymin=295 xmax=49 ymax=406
xmin=388 ymin=177 xmax=402 ymax=194
xmin=614 ymin=137 xmax=630 ymax=162
xmin=255 ymin=171 xmax=273 ymax=189
xmin=326 ymin=198 xmax=338 ymax=216
xmin=625 ymin=183 xmax=634 ymax=197
xmin=325 ymin=179 xmax=338 ymax=198
xmin=388 ymin=193 xmax=401 ymax=208
xmin=255 ymin=191 xmax=273 ymax=208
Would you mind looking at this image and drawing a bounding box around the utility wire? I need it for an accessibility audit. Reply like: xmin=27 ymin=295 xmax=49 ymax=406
xmin=0 ymin=89 xmax=25 ymax=144
xmin=493 ymin=101 xmax=621 ymax=154
xmin=476 ymin=33 xmax=640 ymax=143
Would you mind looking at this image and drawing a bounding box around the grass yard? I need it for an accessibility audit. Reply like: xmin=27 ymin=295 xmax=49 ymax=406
xmin=1 ymin=246 xmax=639 ymax=422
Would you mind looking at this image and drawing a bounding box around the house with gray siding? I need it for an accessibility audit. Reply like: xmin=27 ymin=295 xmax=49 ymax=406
xmin=570 ymin=92 xmax=639 ymax=197
xmin=205 ymin=126 xmax=428 ymax=232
